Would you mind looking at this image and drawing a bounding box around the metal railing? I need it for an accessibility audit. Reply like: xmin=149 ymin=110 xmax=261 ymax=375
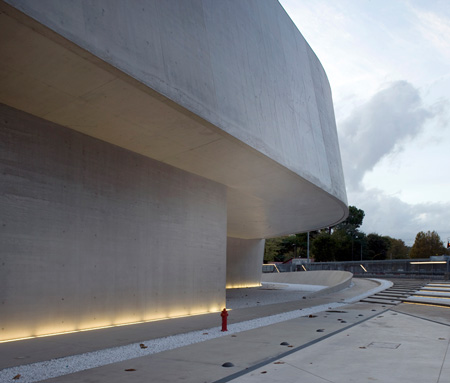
xmin=263 ymin=259 xmax=450 ymax=279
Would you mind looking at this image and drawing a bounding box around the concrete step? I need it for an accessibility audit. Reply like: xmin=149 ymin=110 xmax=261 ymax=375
xmin=382 ymin=291 xmax=417 ymax=296
xmin=413 ymin=291 xmax=450 ymax=298
xmin=421 ymin=287 xmax=450 ymax=293
xmin=370 ymin=295 xmax=406 ymax=302
xmin=390 ymin=285 xmax=427 ymax=290
xmin=375 ymin=291 xmax=411 ymax=299
xmin=404 ymin=296 xmax=450 ymax=307
xmin=360 ymin=298 xmax=401 ymax=305
xmin=390 ymin=287 xmax=426 ymax=291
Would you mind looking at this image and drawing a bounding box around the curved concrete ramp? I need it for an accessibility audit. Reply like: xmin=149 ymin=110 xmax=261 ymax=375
xmin=261 ymin=270 xmax=353 ymax=296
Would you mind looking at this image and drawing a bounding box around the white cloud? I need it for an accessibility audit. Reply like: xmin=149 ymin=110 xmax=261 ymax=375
xmin=350 ymin=188 xmax=450 ymax=246
xmin=280 ymin=0 xmax=450 ymax=246
xmin=409 ymin=4 xmax=450 ymax=62
xmin=339 ymin=81 xmax=432 ymax=190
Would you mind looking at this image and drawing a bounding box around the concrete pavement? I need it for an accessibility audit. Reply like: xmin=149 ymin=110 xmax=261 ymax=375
xmin=1 ymin=278 xmax=449 ymax=382
xmin=0 ymin=279 xmax=383 ymax=370
xmin=224 ymin=305 xmax=450 ymax=383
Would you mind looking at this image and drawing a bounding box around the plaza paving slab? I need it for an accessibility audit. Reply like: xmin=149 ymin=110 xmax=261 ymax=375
xmin=0 ymin=279 xmax=381 ymax=370
xmin=26 ymin=302 xmax=391 ymax=383
xmin=225 ymin=308 xmax=450 ymax=383
xmin=2 ymin=278 xmax=449 ymax=383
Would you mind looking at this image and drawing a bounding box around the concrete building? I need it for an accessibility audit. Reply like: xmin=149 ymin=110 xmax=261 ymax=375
xmin=0 ymin=0 xmax=348 ymax=342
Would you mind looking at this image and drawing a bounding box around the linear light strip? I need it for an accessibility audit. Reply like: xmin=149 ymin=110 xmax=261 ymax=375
xmin=410 ymin=261 xmax=447 ymax=264
xmin=265 ymin=263 xmax=281 ymax=273
xmin=0 ymin=309 xmax=229 ymax=344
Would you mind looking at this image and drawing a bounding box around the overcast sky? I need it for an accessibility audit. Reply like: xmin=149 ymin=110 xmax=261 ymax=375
xmin=280 ymin=0 xmax=450 ymax=246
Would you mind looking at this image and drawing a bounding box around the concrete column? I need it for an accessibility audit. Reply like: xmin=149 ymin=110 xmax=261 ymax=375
xmin=226 ymin=237 xmax=265 ymax=288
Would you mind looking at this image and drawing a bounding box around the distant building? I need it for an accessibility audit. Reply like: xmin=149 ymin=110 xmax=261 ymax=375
xmin=0 ymin=0 xmax=347 ymax=341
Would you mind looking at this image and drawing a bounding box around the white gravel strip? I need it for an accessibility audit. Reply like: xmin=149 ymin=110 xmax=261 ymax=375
xmin=0 ymin=278 xmax=392 ymax=383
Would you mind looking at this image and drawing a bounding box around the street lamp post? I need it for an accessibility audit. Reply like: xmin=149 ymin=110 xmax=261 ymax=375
xmin=307 ymin=232 xmax=310 ymax=264
xmin=355 ymin=234 xmax=363 ymax=261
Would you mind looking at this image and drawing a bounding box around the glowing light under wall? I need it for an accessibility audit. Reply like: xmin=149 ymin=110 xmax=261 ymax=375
xmin=0 ymin=306 xmax=225 ymax=344
xmin=226 ymin=283 xmax=261 ymax=289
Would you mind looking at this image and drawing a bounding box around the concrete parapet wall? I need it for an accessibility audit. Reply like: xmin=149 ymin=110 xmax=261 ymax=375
xmin=262 ymin=270 xmax=353 ymax=296
xmin=0 ymin=104 xmax=227 ymax=341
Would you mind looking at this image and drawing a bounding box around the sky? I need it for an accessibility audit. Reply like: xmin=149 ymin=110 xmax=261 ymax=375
xmin=279 ymin=0 xmax=450 ymax=246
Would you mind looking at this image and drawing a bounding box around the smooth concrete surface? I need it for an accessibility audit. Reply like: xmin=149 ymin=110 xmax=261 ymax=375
xmin=4 ymin=0 xmax=346 ymax=200
xmin=44 ymin=304 xmax=389 ymax=383
xmin=405 ymin=296 xmax=450 ymax=307
xmin=0 ymin=279 xmax=380 ymax=370
xmin=227 ymin=308 xmax=450 ymax=383
xmin=0 ymin=0 xmax=349 ymax=348
xmin=0 ymin=0 xmax=348 ymax=238
xmin=0 ymin=104 xmax=227 ymax=341
xmin=226 ymin=238 xmax=265 ymax=288
xmin=262 ymin=270 xmax=353 ymax=296
xmin=2 ymin=279 xmax=449 ymax=383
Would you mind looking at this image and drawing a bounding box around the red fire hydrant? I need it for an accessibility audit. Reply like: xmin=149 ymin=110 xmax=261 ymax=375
xmin=221 ymin=308 xmax=228 ymax=332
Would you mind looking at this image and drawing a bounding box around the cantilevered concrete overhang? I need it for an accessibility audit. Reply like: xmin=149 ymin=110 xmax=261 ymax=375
xmin=0 ymin=0 xmax=349 ymax=342
xmin=0 ymin=1 xmax=348 ymax=238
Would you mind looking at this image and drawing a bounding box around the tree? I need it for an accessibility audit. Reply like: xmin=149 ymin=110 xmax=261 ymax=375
xmin=367 ymin=233 xmax=390 ymax=260
xmin=265 ymin=205 xmax=369 ymax=263
xmin=385 ymin=237 xmax=409 ymax=259
xmin=331 ymin=229 xmax=354 ymax=261
xmin=322 ymin=206 xmax=365 ymax=262
xmin=311 ymin=233 xmax=337 ymax=262
xmin=409 ymin=231 xmax=446 ymax=259
xmin=334 ymin=206 xmax=365 ymax=236
xmin=278 ymin=234 xmax=304 ymax=259
xmin=354 ymin=232 xmax=367 ymax=260
xmin=264 ymin=237 xmax=284 ymax=263
xmin=264 ymin=232 xmax=319 ymax=262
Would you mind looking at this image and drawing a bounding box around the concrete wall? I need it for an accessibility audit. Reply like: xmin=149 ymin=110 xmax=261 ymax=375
xmin=0 ymin=104 xmax=227 ymax=341
xmin=226 ymin=238 xmax=265 ymax=288
xmin=6 ymin=0 xmax=347 ymax=205
xmin=262 ymin=270 xmax=353 ymax=296
xmin=0 ymin=1 xmax=350 ymax=341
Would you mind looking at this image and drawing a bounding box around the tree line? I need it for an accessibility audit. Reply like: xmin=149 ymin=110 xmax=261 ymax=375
xmin=264 ymin=206 xmax=449 ymax=263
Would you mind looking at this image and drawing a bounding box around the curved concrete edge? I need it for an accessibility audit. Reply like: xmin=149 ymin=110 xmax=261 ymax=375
xmin=343 ymin=278 xmax=394 ymax=304
xmin=308 ymin=272 xmax=353 ymax=298
xmin=0 ymin=0 xmax=348 ymax=239
xmin=261 ymin=270 xmax=353 ymax=297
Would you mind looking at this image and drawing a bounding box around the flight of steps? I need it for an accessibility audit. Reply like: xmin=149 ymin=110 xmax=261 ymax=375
xmin=360 ymin=280 xmax=431 ymax=306
xmin=404 ymin=281 xmax=450 ymax=307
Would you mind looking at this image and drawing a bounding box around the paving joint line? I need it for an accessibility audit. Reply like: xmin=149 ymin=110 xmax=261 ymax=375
xmin=212 ymin=307 xmax=391 ymax=383
xmin=390 ymin=308 xmax=450 ymax=327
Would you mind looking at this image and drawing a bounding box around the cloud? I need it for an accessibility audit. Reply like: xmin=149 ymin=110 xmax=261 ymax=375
xmin=410 ymin=5 xmax=450 ymax=62
xmin=340 ymin=81 xmax=450 ymax=245
xmin=349 ymin=188 xmax=450 ymax=246
xmin=339 ymin=81 xmax=433 ymax=190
